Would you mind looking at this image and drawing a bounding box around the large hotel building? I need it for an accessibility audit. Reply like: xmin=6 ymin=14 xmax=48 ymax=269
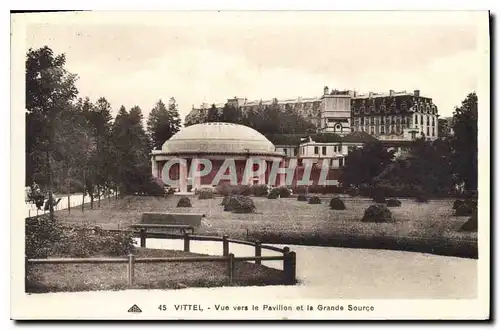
xmin=185 ymin=86 xmax=439 ymax=142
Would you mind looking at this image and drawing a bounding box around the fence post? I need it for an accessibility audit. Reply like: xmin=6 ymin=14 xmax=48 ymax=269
xmin=140 ymin=228 xmax=146 ymax=248
xmin=227 ymin=253 xmax=235 ymax=285
xmin=184 ymin=232 xmax=190 ymax=252
xmin=255 ymin=240 xmax=261 ymax=265
xmin=222 ymin=234 xmax=229 ymax=256
xmin=282 ymin=247 xmax=296 ymax=285
xmin=127 ymin=254 xmax=135 ymax=287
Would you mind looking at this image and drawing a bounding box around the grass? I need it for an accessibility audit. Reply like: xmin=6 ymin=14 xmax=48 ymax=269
xmin=26 ymin=247 xmax=287 ymax=293
xmin=56 ymin=195 xmax=478 ymax=258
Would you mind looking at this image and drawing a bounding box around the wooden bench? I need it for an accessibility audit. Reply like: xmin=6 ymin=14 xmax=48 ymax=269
xmin=129 ymin=223 xmax=195 ymax=235
xmin=140 ymin=212 xmax=204 ymax=227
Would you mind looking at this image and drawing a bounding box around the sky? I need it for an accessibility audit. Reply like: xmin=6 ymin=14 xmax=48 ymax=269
xmin=20 ymin=11 xmax=488 ymax=122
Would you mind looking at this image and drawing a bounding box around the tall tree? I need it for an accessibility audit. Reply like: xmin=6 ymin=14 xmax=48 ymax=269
xmin=451 ymin=92 xmax=478 ymax=192
xmin=85 ymin=97 xmax=114 ymax=207
xmin=147 ymin=98 xmax=181 ymax=150
xmin=25 ymin=46 xmax=78 ymax=218
xmin=206 ymin=104 xmax=221 ymax=122
xmin=112 ymin=106 xmax=151 ymax=194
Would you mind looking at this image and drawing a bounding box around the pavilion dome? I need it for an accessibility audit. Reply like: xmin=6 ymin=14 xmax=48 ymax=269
xmin=161 ymin=122 xmax=277 ymax=155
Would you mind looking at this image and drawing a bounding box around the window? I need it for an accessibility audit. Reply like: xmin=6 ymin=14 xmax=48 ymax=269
xmin=322 ymin=146 xmax=327 ymax=155
xmin=415 ymin=115 xmax=418 ymax=125
xmin=294 ymin=148 xmax=298 ymax=156
xmin=432 ymin=127 xmax=435 ymax=136
xmin=314 ymin=146 xmax=319 ymax=154
xmin=426 ymin=127 xmax=430 ymax=136
xmin=339 ymin=158 xmax=344 ymax=167
xmin=327 ymin=118 xmax=335 ymax=123
xmin=370 ymin=127 xmax=375 ymax=134
xmin=381 ymin=126 xmax=385 ymax=134
xmin=426 ymin=116 xmax=429 ymax=125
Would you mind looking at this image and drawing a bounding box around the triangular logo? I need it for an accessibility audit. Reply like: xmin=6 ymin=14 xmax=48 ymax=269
xmin=128 ymin=304 xmax=142 ymax=313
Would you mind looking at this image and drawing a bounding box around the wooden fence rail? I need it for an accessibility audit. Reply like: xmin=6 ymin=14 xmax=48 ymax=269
xmin=27 ymin=231 xmax=297 ymax=287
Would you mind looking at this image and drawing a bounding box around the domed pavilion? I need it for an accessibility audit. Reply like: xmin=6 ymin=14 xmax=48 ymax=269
xmin=151 ymin=122 xmax=286 ymax=193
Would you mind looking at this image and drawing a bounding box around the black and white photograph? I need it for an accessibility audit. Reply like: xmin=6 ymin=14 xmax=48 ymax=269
xmin=10 ymin=10 xmax=490 ymax=320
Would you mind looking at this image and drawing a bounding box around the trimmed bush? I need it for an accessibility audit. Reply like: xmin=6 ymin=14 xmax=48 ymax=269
xmin=223 ymin=195 xmax=256 ymax=213
xmin=297 ymin=194 xmax=307 ymax=202
xmin=267 ymin=191 xmax=279 ymax=199
xmin=455 ymin=201 xmax=476 ymax=216
xmin=308 ymin=196 xmax=322 ymax=204
xmin=216 ymin=183 xmax=251 ymax=196
xmin=251 ymin=184 xmax=269 ymax=197
xmin=221 ymin=196 xmax=230 ymax=206
xmin=176 ymin=196 xmax=192 ymax=207
xmin=329 ymin=197 xmax=346 ymax=210
xmin=198 ymin=190 xmax=214 ymax=200
xmin=460 ymin=213 xmax=478 ymax=232
xmin=361 ymin=204 xmax=394 ymax=223
xmin=270 ymin=186 xmax=291 ymax=198
xmin=386 ymin=199 xmax=402 ymax=207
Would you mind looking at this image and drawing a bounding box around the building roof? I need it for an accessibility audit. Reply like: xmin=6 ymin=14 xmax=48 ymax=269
xmin=161 ymin=122 xmax=282 ymax=155
xmin=341 ymin=131 xmax=379 ymax=143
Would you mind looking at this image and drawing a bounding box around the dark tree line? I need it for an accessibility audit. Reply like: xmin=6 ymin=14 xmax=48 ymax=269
xmin=25 ymin=46 xmax=181 ymax=218
xmin=186 ymin=99 xmax=317 ymax=137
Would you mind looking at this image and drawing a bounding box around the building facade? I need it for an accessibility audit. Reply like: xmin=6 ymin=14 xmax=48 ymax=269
xmin=185 ymin=87 xmax=439 ymax=142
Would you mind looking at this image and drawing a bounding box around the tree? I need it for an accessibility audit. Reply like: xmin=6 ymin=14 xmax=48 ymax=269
xmin=374 ymin=138 xmax=454 ymax=196
xmin=84 ymin=97 xmax=114 ymax=207
xmin=112 ymin=106 xmax=151 ymax=194
xmin=451 ymin=92 xmax=478 ymax=192
xmin=339 ymin=142 xmax=395 ymax=188
xmin=25 ymin=46 xmax=78 ymax=219
xmin=220 ymin=103 xmax=243 ymax=124
xmin=206 ymin=104 xmax=221 ymax=122
xmin=147 ymin=98 xmax=181 ymax=150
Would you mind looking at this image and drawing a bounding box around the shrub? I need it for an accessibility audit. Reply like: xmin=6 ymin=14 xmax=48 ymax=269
xmin=308 ymin=196 xmax=322 ymax=204
xmin=198 ymin=189 xmax=214 ymax=200
xmin=460 ymin=212 xmax=478 ymax=232
xmin=329 ymin=197 xmax=346 ymax=210
xmin=386 ymin=199 xmax=402 ymax=207
xmin=221 ymin=196 xmax=230 ymax=206
xmin=135 ymin=176 xmax=165 ymax=196
xmin=26 ymin=218 xmax=136 ymax=259
xmin=176 ymin=196 xmax=192 ymax=207
xmin=297 ymin=194 xmax=307 ymax=202
xmin=223 ymin=195 xmax=256 ymax=213
xmin=453 ymin=200 xmax=464 ymax=209
xmin=251 ymin=184 xmax=269 ymax=197
xmin=267 ymin=191 xmax=279 ymax=199
xmin=25 ymin=215 xmax=64 ymax=259
xmin=455 ymin=201 xmax=476 ymax=216
xmin=270 ymin=186 xmax=291 ymax=198
xmin=216 ymin=183 xmax=251 ymax=196
xmin=361 ymin=204 xmax=394 ymax=223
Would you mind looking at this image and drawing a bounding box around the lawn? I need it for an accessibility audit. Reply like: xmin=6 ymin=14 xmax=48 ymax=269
xmin=26 ymin=247 xmax=287 ymax=293
xmin=56 ymin=195 xmax=478 ymax=258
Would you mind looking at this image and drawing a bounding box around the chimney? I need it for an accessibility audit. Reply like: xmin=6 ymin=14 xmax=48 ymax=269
xmin=369 ymin=92 xmax=374 ymax=98
xmin=324 ymin=86 xmax=329 ymax=95
xmin=389 ymin=90 xmax=395 ymax=96
xmin=414 ymin=90 xmax=420 ymax=97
